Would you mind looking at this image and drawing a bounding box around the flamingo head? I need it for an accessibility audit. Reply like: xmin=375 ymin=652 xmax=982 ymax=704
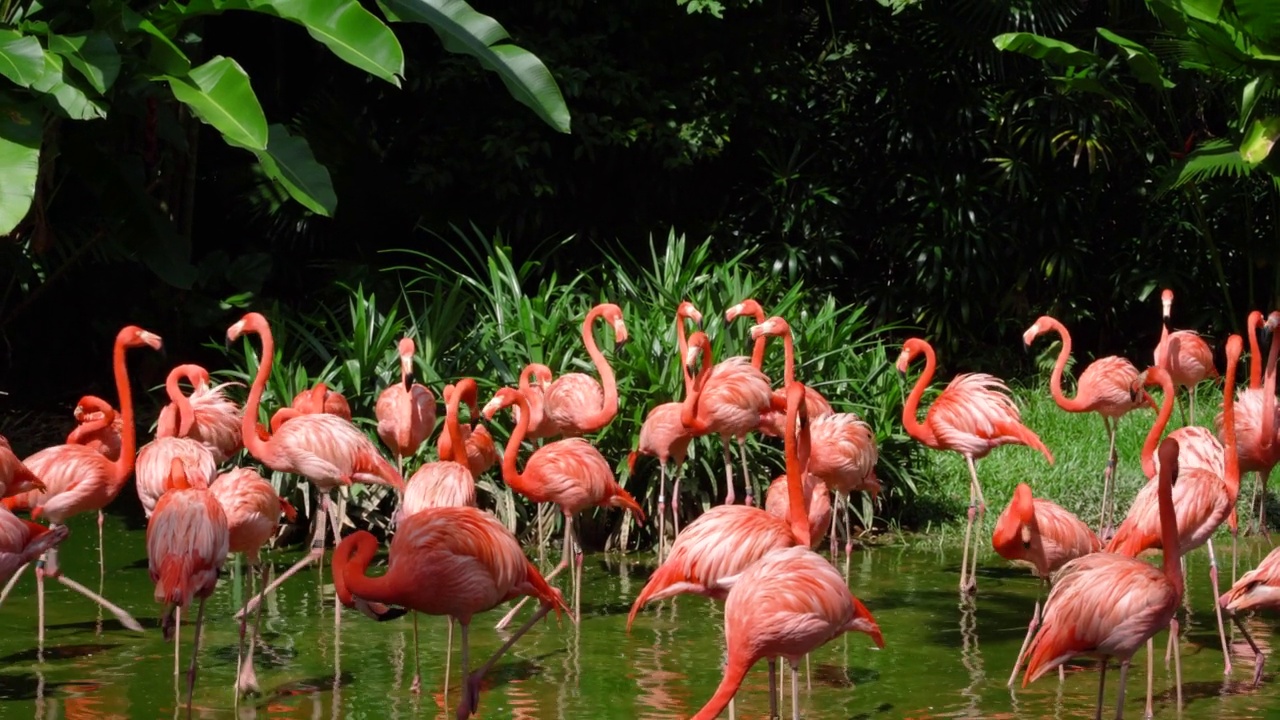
xmin=895 ymin=338 xmax=929 ymax=375
xmin=397 ymin=338 xmax=416 ymax=387
xmin=228 ymin=312 xmax=269 ymax=342
xmin=597 ymin=303 xmax=629 ymax=352
xmin=749 ymin=315 xmax=789 ymax=341
xmin=724 ymin=299 xmax=762 ymax=324
xmin=1161 ymin=288 xmax=1173 ymax=321
xmin=1022 ymin=316 xmax=1054 ymax=347
xmin=848 ymin=596 xmax=885 ymax=649
xmin=118 ymin=326 xmax=162 ymax=351
xmin=677 ymin=300 xmax=703 ymax=328
xmin=482 ymin=387 xmax=523 ymax=420
xmin=684 ymin=332 xmax=711 ymax=373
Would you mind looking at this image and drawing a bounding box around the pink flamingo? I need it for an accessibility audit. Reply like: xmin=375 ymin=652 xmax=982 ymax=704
xmin=691 ymin=546 xmax=884 ymax=720
xmin=2 ymin=325 xmax=159 ymax=637
xmin=1217 ymin=310 xmax=1280 ymax=539
xmin=1020 ymin=435 xmax=1187 ymax=719
xmin=208 ymin=466 xmax=296 ymax=696
xmin=0 ymin=508 xmax=67 ymax=604
xmin=435 ymin=380 xmax=499 ymax=479
xmin=753 ymin=315 xmax=878 ymax=559
xmin=992 ymin=482 xmax=1100 ymax=685
xmin=897 ymin=337 xmax=1053 ymax=595
xmin=135 ymin=436 xmax=217 ymax=518
xmin=266 ymin=381 xmax=355 ymax=433
xmin=376 ymin=337 xmax=437 ymax=473
xmin=1023 ymin=315 xmax=1154 ymax=538
xmin=1154 ymin=288 xmax=1219 ymax=424
xmin=0 ymin=436 xmax=44 ymax=499
xmin=333 ymin=507 xmax=571 ymax=719
xmin=541 ymin=302 xmax=629 ymax=436
xmin=147 ymin=458 xmax=229 ymax=714
xmin=65 ymin=396 xmax=122 ymax=460
xmin=725 ymin=299 xmax=832 ymax=437
xmin=227 ymin=312 xmax=404 ymax=620
xmin=484 ymin=386 xmax=644 ymax=626
xmin=155 ymin=364 xmax=243 ymax=464
xmin=1219 ymin=541 xmax=1280 ymax=686
xmin=764 ymin=473 xmax=832 ymax=550
xmin=1108 ymin=345 xmax=1242 ymax=678
xmin=630 ymin=300 xmax=701 ymax=560
xmin=681 ymin=331 xmax=780 ymax=506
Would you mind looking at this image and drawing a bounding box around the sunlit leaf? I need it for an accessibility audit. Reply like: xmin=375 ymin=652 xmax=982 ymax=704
xmin=1240 ymin=116 xmax=1280 ymax=164
xmin=0 ymin=103 xmax=42 ymax=235
xmin=247 ymin=0 xmax=404 ymax=86
xmin=254 ymin=124 xmax=337 ymax=216
xmin=47 ymin=30 xmax=120 ymax=94
xmin=1096 ymin=28 xmax=1175 ymax=90
xmin=166 ymin=56 xmax=268 ymax=151
xmin=993 ymin=32 xmax=1101 ymax=67
xmin=0 ymin=30 xmax=46 ymax=87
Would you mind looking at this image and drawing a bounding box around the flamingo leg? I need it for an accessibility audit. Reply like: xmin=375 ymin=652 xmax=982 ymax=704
xmin=1227 ymin=612 xmax=1266 ymax=687
xmin=97 ymin=510 xmax=105 ymax=585
xmin=1008 ymin=600 xmax=1040 ymax=687
xmin=443 ymin=619 xmax=453 ymax=700
xmin=721 ymin=435 xmax=735 ymax=506
xmin=50 ymin=574 xmax=143 ymax=631
xmin=671 ymin=463 xmax=683 ymax=538
xmin=496 ymin=510 xmax=572 ymax=629
xmin=829 ymin=496 xmax=838 ymax=561
xmin=1260 ymin=466 xmax=1273 ymax=540
xmin=173 ymin=605 xmax=181 ymax=676
xmin=844 ymin=495 xmax=856 ymax=560
xmin=36 ymin=562 xmax=44 ymax=645
xmin=459 ymin=603 xmax=553 ymax=720
xmin=790 ymin=659 xmax=800 ymax=720
xmin=572 ymin=516 xmax=583 ymax=622
xmin=1099 ymin=416 xmax=1118 ymax=539
xmin=0 ymin=562 xmax=30 ymax=607
xmin=410 ymin=612 xmax=421 ymax=694
xmin=237 ymin=564 xmax=267 ymax=697
xmin=736 ymin=435 xmax=754 ymax=506
xmin=537 ymin=503 xmax=547 ymax=569
xmin=182 ymin=597 xmax=207 ymax=718
xmin=1172 ymin=618 xmax=1183 ymax=712
xmin=1115 ymin=658 xmax=1130 ymax=720
xmin=657 ymin=461 xmax=667 ymax=563
xmin=236 ymin=494 xmax=330 ymax=621
xmin=960 ymin=456 xmax=981 ymax=595
xmin=1146 ymin=638 xmax=1153 ymax=720
xmin=1206 ymin=539 xmax=1232 ymax=675
xmin=1189 ymin=384 xmax=1197 ymax=427
xmin=768 ymin=658 xmax=778 ymax=720
xmin=1094 ymin=658 xmax=1107 ymax=720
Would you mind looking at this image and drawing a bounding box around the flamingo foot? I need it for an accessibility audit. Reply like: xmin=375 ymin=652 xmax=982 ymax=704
xmin=236 ymin=655 xmax=260 ymax=697
xmin=456 ymin=671 xmax=482 ymax=719
xmin=410 ymin=672 xmax=421 ymax=695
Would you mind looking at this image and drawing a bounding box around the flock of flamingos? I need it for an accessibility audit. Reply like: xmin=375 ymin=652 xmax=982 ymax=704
xmin=2 ymin=290 xmax=1280 ymax=719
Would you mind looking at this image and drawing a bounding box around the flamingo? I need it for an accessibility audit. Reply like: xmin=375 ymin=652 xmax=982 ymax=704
xmin=155 ymin=364 xmax=243 ymax=464
xmin=1153 ymin=288 xmax=1218 ymax=424
xmin=753 ymin=315 xmax=878 ymax=559
xmin=541 ymin=303 xmax=629 ymax=437
xmin=763 ymin=473 xmax=832 ymax=550
xmin=2 ymin=325 xmax=159 ymax=638
xmin=630 ymin=300 xmax=700 ymax=560
xmin=265 ymin=381 xmax=355 ymax=434
xmin=1023 ymin=315 xmax=1154 ymax=537
xmin=227 ymin=312 xmax=404 ymax=620
xmin=690 ymin=546 xmax=884 ymax=720
xmin=1219 ymin=542 xmax=1280 ymax=686
xmin=0 ymin=508 xmax=67 ymax=604
xmin=484 ymin=386 xmax=644 ymax=626
xmin=147 ymin=458 xmax=230 ymax=716
xmin=992 ymin=482 xmax=1100 ymax=685
xmin=332 ymin=507 xmax=571 ymax=719
xmin=725 ymin=300 xmax=833 ymax=437
xmin=1019 ymin=435 xmax=1187 ymax=720
xmin=896 ymin=337 xmax=1053 ymax=595
xmin=376 ymin=337 xmax=437 ymax=473
xmin=435 ymin=380 xmax=499 ymax=479
xmin=134 ymin=436 xmax=217 ymax=518
xmin=399 ymin=377 xmax=478 ymax=694
xmin=1216 ymin=310 xmax=1280 ymax=539
xmin=680 ymin=331 xmax=780 ymax=506
xmin=66 ymin=396 xmax=122 ymax=460
xmin=1108 ymin=341 xmax=1242 ymax=678
xmin=208 ymin=466 xmax=296 ymax=696
xmin=0 ymin=436 xmax=44 ymax=499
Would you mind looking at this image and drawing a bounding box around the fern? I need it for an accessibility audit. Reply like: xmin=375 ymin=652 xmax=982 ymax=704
xmin=1158 ymin=138 xmax=1255 ymax=194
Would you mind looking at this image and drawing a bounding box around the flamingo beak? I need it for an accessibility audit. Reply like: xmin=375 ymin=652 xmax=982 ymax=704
xmin=227 ymin=320 xmax=246 ymax=344
xmin=140 ymin=331 xmax=163 ymax=350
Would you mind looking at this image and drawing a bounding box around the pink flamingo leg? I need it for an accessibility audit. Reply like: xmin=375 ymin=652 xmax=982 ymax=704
xmin=0 ymin=562 xmax=30 ymax=606
xmin=1114 ymin=659 xmax=1130 ymax=719
xmin=737 ymin=435 xmax=753 ymax=506
xmin=1099 ymin=416 xmax=1118 ymax=539
xmin=1227 ymin=613 xmax=1266 ymax=686
xmin=1008 ymin=600 xmax=1040 ymax=687
xmin=959 ymin=456 xmax=981 ymax=595
xmin=496 ymin=513 xmax=576 ymax=629
xmin=1172 ymin=618 xmax=1183 ymax=712
xmin=97 ymin=510 xmax=105 ymax=583
xmin=458 ymin=602 xmax=556 ymax=719
xmin=767 ymin=658 xmax=778 ymax=719
xmin=1093 ymin=658 xmax=1106 ymax=720
xmin=1146 ymin=638 xmax=1153 ymax=719
xmin=1206 ymin=540 xmax=1232 ymax=675
xmin=236 ymin=494 xmax=331 ymax=621
xmin=36 ymin=564 xmax=44 ymax=645
xmin=183 ymin=597 xmax=207 ymax=717
xmin=721 ymin=435 xmax=736 ymax=506
xmin=671 ymin=464 xmax=683 ymax=538
xmin=237 ymin=564 xmax=269 ymax=696
xmin=657 ymin=462 xmax=667 ymax=563
xmin=410 ymin=612 xmax=422 ymax=694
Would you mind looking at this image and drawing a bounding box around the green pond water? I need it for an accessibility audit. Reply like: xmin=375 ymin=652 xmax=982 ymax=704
xmin=2 ymin=511 xmax=1280 ymax=719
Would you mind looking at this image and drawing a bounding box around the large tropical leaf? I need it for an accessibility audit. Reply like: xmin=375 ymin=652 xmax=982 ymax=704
xmin=0 ymin=30 xmax=46 ymax=87
xmin=1160 ymin=138 xmax=1253 ymax=193
xmin=377 ymin=0 xmax=571 ymax=134
xmin=121 ymin=7 xmax=191 ymax=75
xmin=1241 ymin=116 xmax=1280 ymax=164
xmin=992 ymin=32 xmax=1101 ymax=67
xmin=1096 ymin=28 xmax=1175 ymax=90
xmin=30 ymin=53 xmax=107 ymax=120
xmin=47 ymin=31 xmax=121 ymax=94
xmin=1235 ymin=0 xmax=1280 ymax=50
xmin=254 ymin=124 xmax=338 ymax=216
xmin=166 ymin=56 xmax=268 ymax=151
xmin=246 ymin=0 xmax=404 ymax=86
xmin=0 ymin=102 xmax=41 ymax=235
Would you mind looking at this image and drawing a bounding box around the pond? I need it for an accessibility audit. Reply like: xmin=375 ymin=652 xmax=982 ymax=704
xmin=1 ymin=510 xmax=1277 ymax=719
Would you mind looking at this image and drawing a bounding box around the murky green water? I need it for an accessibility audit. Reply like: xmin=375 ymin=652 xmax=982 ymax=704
xmin=2 ymin=511 xmax=1279 ymax=719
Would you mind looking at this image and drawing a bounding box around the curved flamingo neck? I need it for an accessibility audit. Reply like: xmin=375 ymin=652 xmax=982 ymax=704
xmin=780 ymin=325 xmax=795 ymax=386
xmin=1041 ymin=318 xmax=1089 ymax=413
xmin=241 ymin=326 xmax=276 ymax=463
xmin=1223 ymin=339 xmax=1241 ymax=501
xmin=499 ymin=393 xmax=535 ymax=496
xmin=1263 ymin=324 xmax=1279 ymax=450
xmin=747 ymin=306 xmax=766 ymax=370
xmin=110 ymin=336 xmax=139 ymax=485
xmin=1155 ymin=440 xmax=1183 ymax=598
xmin=333 ymin=532 xmax=395 ymax=607
xmin=675 ymin=312 xmax=696 ymax=394
xmin=784 ymin=385 xmax=810 ymax=546
xmin=900 ymin=342 xmax=938 ymax=447
xmin=444 ymin=382 xmax=467 ymax=463
xmin=1140 ymin=370 xmax=1177 ymax=480
xmin=579 ymin=307 xmax=618 ymax=430
xmin=164 ymin=366 xmax=198 ymax=436
xmin=1248 ymin=312 xmax=1263 ymax=389
xmin=680 ymin=342 xmax=713 ymax=434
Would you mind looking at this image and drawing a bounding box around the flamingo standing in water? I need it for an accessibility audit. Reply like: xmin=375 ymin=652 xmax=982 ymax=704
xmin=690 ymin=546 xmax=884 ymax=720
xmin=135 ymin=431 xmax=217 ymax=519
xmin=227 ymin=312 xmax=404 ymax=620
xmin=992 ymin=482 xmax=1100 ymax=685
xmin=631 ymin=300 xmax=700 ymax=560
xmin=1220 ymin=541 xmax=1280 ymax=686
xmin=753 ymin=315 xmax=878 ymax=559
xmin=147 ymin=458 xmax=230 ymax=715
xmin=2 ymin=325 xmax=159 ymax=637
xmin=376 ymin=338 xmax=436 ymax=474
xmin=484 ymin=387 xmax=644 ymax=626
xmin=400 ymin=376 xmax=479 ymax=694
xmin=725 ymin=299 xmax=833 ymax=436
xmin=436 ymin=380 xmax=499 ymax=479
xmin=332 ymin=507 xmax=571 ymax=719
xmin=0 ymin=508 xmax=67 ymax=603
xmin=66 ymin=396 xmax=123 ymax=460
xmin=1217 ymin=310 xmax=1280 ymax=539
xmin=897 ymin=337 xmax=1053 ymax=594
xmin=1020 ymin=435 xmax=1187 ymax=719
xmin=208 ymin=466 xmax=295 ymax=696
xmin=1023 ymin=315 xmax=1153 ymax=538
xmin=1108 ymin=342 xmax=1242 ymax=678
xmin=681 ymin=331 xmax=779 ymax=506
xmin=1153 ymin=288 xmax=1218 ymax=424
xmin=155 ymin=364 xmax=243 ymax=464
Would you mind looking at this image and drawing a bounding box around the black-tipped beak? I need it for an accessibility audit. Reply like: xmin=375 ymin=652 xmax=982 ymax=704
xmin=374 ymin=606 xmax=408 ymax=622
xmin=403 ymin=372 xmax=414 ymax=391
xmin=614 ymin=338 xmax=629 ymax=354
xmin=1162 ymin=312 xmax=1171 ymax=327
xmin=694 ymin=318 xmax=703 ymax=331
xmin=896 ymin=367 xmax=906 ymax=377
xmin=1261 ymin=325 xmax=1274 ymax=355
